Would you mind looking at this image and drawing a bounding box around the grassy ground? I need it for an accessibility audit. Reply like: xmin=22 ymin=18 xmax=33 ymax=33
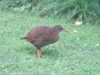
xmin=0 ymin=10 xmax=100 ymax=75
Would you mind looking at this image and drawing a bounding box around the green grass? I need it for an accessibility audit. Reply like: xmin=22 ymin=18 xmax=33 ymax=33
xmin=0 ymin=10 xmax=100 ymax=75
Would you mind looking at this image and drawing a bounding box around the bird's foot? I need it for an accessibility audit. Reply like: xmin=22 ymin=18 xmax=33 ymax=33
xmin=37 ymin=50 xmax=42 ymax=58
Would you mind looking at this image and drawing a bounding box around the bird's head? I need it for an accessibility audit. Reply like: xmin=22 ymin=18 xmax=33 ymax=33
xmin=53 ymin=25 xmax=67 ymax=33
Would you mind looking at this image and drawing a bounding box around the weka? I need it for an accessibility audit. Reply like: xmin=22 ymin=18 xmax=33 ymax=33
xmin=22 ymin=25 xmax=67 ymax=58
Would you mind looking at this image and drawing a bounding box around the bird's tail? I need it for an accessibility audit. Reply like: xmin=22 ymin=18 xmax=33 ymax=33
xmin=21 ymin=36 xmax=27 ymax=39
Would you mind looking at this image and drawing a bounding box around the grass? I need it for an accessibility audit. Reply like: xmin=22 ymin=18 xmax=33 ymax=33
xmin=0 ymin=10 xmax=100 ymax=75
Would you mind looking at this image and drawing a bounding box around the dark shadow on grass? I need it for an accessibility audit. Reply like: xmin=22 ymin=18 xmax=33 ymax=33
xmin=26 ymin=47 xmax=36 ymax=55
xmin=43 ymin=48 xmax=59 ymax=60
xmin=21 ymin=45 xmax=59 ymax=59
xmin=21 ymin=45 xmax=36 ymax=55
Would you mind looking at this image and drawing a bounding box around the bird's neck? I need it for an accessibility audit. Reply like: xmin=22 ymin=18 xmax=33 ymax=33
xmin=50 ymin=28 xmax=59 ymax=34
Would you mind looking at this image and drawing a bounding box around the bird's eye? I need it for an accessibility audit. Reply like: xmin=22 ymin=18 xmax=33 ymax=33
xmin=57 ymin=27 xmax=63 ymax=30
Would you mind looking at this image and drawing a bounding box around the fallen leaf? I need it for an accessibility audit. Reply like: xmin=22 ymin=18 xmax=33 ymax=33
xmin=75 ymin=20 xmax=83 ymax=26
xmin=96 ymin=43 xmax=100 ymax=47
xmin=83 ymin=43 xmax=87 ymax=47
xmin=77 ymin=37 xmax=80 ymax=40
xmin=73 ymin=30 xmax=78 ymax=33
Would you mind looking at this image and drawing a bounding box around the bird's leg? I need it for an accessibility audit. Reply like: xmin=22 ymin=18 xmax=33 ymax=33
xmin=36 ymin=49 xmax=42 ymax=58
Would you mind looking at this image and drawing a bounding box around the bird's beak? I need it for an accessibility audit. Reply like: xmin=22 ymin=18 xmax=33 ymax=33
xmin=62 ymin=29 xmax=68 ymax=32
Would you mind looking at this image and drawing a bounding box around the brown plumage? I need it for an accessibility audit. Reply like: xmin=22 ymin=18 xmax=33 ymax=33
xmin=22 ymin=25 xmax=67 ymax=58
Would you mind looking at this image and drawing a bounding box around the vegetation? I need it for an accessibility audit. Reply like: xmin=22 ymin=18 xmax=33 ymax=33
xmin=0 ymin=10 xmax=100 ymax=75
xmin=0 ymin=0 xmax=100 ymax=23
xmin=0 ymin=0 xmax=100 ymax=74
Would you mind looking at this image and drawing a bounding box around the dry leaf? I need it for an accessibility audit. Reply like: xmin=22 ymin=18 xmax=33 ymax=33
xmin=73 ymin=30 xmax=78 ymax=33
xmin=83 ymin=43 xmax=87 ymax=47
xmin=96 ymin=43 xmax=100 ymax=47
xmin=77 ymin=37 xmax=80 ymax=40
xmin=75 ymin=20 xmax=83 ymax=26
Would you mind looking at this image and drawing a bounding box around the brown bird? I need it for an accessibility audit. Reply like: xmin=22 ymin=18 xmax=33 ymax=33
xmin=22 ymin=25 xmax=67 ymax=58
